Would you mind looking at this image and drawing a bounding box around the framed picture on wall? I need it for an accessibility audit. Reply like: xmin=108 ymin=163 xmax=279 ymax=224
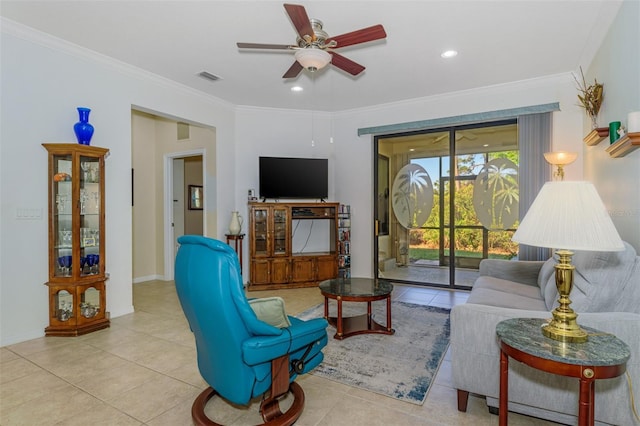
xmin=189 ymin=185 xmax=203 ymax=210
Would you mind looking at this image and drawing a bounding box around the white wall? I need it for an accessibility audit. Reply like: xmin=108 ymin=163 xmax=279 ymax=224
xmin=131 ymin=112 xmax=159 ymax=281
xmin=0 ymin=21 xmax=236 ymax=346
xmin=2 ymin=0 xmax=637 ymax=346
xmin=234 ymin=106 xmax=334 ymax=277
xmin=583 ymin=0 xmax=640 ymax=251
xmin=233 ymin=77 xmax=584 ymax=278
xmin=234 ymin=75 xmax=589 ymax=280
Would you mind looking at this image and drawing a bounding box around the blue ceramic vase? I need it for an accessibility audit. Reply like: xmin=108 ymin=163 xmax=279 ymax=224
xmin=74 ymin=107 xmax=94 ymax=145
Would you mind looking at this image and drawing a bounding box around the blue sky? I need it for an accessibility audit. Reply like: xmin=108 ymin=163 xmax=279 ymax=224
xmin=412 ymin=153 xmax=488 ymax=184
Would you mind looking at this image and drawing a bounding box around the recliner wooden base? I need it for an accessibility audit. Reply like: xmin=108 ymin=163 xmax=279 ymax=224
xmin=191 ymin=355 xmax=305 ymax=426
xmin=191 ymin=383 xmax=305 ymax=426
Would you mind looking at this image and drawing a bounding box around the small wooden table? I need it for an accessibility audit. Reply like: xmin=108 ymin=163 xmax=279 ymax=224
xmin=225 ymin=233 xmax=245 ymax=270
xmin=496 ymin=318 xmax=630 ymax=426
xmin=319 ymin=277 xmax=394 ymax=340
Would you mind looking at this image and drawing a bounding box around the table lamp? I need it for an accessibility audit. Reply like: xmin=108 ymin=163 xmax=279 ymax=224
xmin=512 ymin=153 xmax=624 ymax=343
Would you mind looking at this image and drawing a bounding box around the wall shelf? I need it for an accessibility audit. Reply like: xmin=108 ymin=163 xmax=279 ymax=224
xmin=605 ymin=132 xmax=640 ymax=158
xmin=583 ymin=127 xmax=609 ymax=146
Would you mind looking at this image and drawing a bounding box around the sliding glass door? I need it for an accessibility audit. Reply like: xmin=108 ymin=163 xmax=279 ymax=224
xmin=375 ymin=121 xmax=518 ymax=289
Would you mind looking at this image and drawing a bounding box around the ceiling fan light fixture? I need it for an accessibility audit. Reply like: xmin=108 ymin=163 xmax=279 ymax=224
xmin=295 ymin=48 xmax=331 ymax=72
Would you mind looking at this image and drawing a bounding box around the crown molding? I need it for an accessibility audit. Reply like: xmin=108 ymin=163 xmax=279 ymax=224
xmin=1 ymin=17 xmax=234 ymax=110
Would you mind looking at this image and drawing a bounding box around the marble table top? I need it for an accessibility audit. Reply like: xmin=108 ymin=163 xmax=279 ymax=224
xmin=319 ymin=277 xmax=393 ymax=298
xmin=496 ymin=318 xmax=630 ymax=366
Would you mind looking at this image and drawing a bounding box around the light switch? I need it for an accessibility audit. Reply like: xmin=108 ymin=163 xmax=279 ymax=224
xmin=16 ymin=208 xmax=43 ymax=220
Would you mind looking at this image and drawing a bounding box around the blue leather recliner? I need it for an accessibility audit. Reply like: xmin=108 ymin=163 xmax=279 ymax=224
xmin=174 ymin=235 xmax=328 ymax=425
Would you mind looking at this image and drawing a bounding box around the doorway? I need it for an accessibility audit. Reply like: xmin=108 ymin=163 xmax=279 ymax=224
xmin=132 ymin=110 xmax=212 ymax=284
xmin=172 ymin=155 xmax=204 ymax=258
xmin=375 ymin=121 xmax=519 ymax=289
xmin=163 ymin=150 xmax=205 ymax=281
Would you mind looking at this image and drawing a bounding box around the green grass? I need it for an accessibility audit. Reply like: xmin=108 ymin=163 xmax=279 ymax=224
xmin=409 ymin=247 xmax=512 ymax=261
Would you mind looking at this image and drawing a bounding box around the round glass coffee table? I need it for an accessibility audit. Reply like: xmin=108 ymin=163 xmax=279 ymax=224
xmin=318 ymin=277 xmax=395 ymax=340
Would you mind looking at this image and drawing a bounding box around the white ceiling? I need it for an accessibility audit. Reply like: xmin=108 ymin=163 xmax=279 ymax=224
xmin=1 ymin=1 xmax=622 ymax=112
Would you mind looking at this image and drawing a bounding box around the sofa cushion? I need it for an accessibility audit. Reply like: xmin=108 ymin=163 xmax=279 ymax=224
xmin=541 ymin=242 xmax=638 ymax=313
xmin=467 ymin=276 xmax=548 ymax=311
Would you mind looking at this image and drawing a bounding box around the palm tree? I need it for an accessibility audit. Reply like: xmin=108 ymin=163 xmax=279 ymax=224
xmin=481 ymin=160 xmax=518 ymax=230
xmin=393 ymin=165 xmax=433 ymax=228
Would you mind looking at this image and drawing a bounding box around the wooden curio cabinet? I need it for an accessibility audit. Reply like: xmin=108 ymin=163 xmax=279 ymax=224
xmin=249 ymin=204 xmax=290 ymax=287
xmin=43 ymin=143 xmax=110 ymax=336
xmin=248 ymin=202 xmax=339 ymax=290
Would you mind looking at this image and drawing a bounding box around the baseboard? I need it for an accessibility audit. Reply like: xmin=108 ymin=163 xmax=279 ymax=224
xmin=0 ymin=328 xmax=46 ymax=347
xmin=133 ymin=274 xmax=164 ymax=284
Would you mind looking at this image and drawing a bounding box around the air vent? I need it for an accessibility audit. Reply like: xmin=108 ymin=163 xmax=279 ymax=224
xmin=177 ymin=122 xmax=190 ymax=141
xmin=198 ymin=71 xmax=221 ymax=81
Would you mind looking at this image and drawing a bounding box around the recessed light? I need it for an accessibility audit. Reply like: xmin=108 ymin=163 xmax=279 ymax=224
xmin=441 ymin=50 xmax=458 ymax=59
xmin=291 ymin=86 xmax=304 ymax=92
xmin=483 ymin=144 xmax=490 ymax=147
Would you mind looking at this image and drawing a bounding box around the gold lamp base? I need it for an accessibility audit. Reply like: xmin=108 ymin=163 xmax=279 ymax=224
xmin=542 ymin=249 xmax=588 ymax=343
xmin=542 ymin=315 xmax=589 ymax=343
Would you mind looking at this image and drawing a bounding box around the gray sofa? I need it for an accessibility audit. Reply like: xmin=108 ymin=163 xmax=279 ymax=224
xmin=451 ymin=241 xmax=640 ymax=425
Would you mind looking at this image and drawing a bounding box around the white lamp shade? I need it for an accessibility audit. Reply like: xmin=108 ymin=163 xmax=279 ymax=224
xmin=512 ymin=181 xmax=624 ymax=251
xmin=295 ymin=48 xmax=331 ymax=71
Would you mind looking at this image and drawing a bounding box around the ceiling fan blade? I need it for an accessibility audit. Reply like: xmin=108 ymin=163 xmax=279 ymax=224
xmin=237 ymin=42 xmax=293 ymax=50
xmin=330 ymin=52 xmax=365 ymax=76
xmin=283 ymin=61 xmax=304 ymax=78
xmin=328 ymin=24 xmax=387 ymax=48
xmin=284 ymin=3 xmax=314 ymax=41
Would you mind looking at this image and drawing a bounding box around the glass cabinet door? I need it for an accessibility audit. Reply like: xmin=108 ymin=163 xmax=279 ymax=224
xmin=54 ymin=289 xmax=74 ymax=321
xmin=79 ymin=286 xmax=101 ymax=319
xmin=250 ymin=206 xmax=289 ymax=257
xmin=79 ymin=155 xmax=101 ymax=277
xmin=52 ymin=154 xmax=73 ymax=277
xmin=272 ymin=207 xmax=288 ymax=256
xmin=252 ymin=207 xmax=268 ymax=256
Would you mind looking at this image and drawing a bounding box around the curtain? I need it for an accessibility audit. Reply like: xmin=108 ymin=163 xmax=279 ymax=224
xmin=517 ymin=113 xmax=552 ymax=261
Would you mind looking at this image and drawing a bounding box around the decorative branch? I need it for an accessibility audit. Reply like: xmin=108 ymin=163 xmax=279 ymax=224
xmin=574 ymin=67 xmax=603 ymax=127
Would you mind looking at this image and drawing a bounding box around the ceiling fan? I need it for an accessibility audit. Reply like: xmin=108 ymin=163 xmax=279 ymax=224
xmin=431 ymin=131 xmax=478 ymax=144
xmin=236 ymin=3 xmax=387 ymax=78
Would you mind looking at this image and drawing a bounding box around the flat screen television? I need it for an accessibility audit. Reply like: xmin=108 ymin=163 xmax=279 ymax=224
xmin=259 ymin=156 xmax=328 ymax=200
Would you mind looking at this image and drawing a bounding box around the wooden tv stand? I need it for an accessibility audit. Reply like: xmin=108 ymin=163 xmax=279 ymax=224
xmin=248 ymin=202 xmax=339 ymax=290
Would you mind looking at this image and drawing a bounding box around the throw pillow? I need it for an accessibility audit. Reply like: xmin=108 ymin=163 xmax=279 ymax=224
xmin=569 ymin=242 xmax=635 ymax=312
xmin=538 ymin=257 xmax=558 ymax=309
xmin=543 ymin=242 xmax=635 ymax=312
xmin=248 ymin=297 xmax=291 ymax=328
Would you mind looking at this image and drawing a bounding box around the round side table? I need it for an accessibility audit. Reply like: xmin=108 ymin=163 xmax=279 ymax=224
xmin=319 ymin=277 xmax=394 ymax=340
xmin=496 ymin=318 xmax=629 ymax=426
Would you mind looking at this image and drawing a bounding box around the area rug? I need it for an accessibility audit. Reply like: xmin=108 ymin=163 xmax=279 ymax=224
xmin=296 ymin=300 xmax=450 ymax=405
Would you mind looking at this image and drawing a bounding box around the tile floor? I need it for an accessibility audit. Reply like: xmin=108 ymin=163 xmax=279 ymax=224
xmin=0 ymin=281 xmax=559 ymax=425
